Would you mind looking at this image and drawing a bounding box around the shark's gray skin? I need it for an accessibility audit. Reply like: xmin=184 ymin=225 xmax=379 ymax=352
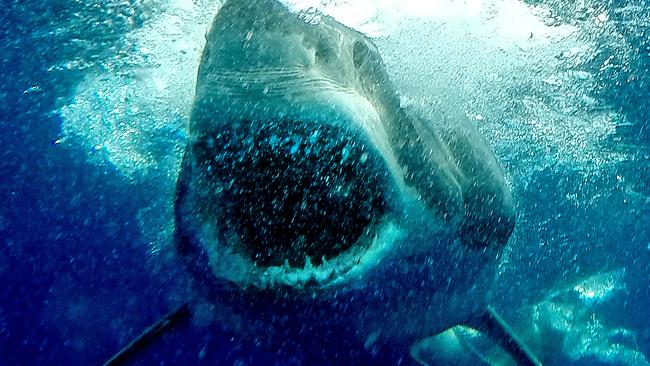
xmin=170 ymin=0 xmax=525 ymax=364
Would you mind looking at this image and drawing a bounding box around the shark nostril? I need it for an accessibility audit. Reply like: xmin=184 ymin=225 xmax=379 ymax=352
xmin=195 ymin=120 xmax=389 ymax=268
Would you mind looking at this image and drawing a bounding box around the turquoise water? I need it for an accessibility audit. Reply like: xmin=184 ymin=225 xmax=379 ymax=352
xmin=0 ymin=0 xmax=648 ymax=364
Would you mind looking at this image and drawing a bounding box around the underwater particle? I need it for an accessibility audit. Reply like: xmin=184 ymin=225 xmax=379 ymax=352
xmin=23 ymin=85 xmax=43 ymax=94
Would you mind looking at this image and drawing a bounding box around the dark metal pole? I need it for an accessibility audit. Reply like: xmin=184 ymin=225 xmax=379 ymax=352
xmin=103 ymin=302 xmax=192 ymax=366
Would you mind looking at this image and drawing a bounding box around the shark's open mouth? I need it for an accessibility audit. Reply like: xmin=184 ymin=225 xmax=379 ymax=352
xmin=189 ymin=119 xmax=392 ymax=276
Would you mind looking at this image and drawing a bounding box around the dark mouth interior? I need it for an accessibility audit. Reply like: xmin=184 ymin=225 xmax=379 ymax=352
xmin=195 ymin=120 xmax=389 ymax=267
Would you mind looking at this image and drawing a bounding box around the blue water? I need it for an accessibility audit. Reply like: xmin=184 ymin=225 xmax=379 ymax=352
xmin=0 ymin=1 xmax=649 ymax=365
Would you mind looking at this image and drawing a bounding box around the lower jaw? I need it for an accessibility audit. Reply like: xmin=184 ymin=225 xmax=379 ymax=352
xmin=195 ymin=217 xmax=402 ymax=292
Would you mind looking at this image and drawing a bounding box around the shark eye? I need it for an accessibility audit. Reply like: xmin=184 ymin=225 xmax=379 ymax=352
xmin=196 ymin=120 xmax=389 ymax=268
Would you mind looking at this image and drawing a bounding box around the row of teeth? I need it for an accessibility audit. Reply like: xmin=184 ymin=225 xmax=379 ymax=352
xmin=254 ymin=251 xmax=366 ymax=289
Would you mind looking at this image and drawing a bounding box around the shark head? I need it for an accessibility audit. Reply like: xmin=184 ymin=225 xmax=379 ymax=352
xmin=173 ymin=0 xmax=516 ymax=358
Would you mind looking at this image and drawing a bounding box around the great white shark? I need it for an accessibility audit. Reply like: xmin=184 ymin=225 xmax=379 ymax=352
xmin=104 ymin=0 xmax=540 ymax=364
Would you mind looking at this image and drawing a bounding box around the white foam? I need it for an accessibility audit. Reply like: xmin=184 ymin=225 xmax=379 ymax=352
xmin=59 ymin=0 xmax=222 ymax=179
xmin=58 ymin=0 xmax=633 ymax=252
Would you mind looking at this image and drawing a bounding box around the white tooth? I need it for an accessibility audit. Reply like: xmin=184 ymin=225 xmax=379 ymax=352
xmin=304 ymin=256 xmax=313 ymax=270
xmin=282 ymin=259 xmax=290 ymax=269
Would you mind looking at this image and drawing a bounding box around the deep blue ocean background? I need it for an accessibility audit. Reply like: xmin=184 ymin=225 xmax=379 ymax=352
xmin=0 ymin=0 xmax=649 ymax=365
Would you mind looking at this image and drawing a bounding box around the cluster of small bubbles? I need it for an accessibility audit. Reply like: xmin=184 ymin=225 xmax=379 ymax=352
xmin=56 ymin=0 xmax=230 ymax=256
xmin=58 ymin=0 xmax=647 ymax=267
xmin=195 ymin=120 xmax=387 ymax=267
